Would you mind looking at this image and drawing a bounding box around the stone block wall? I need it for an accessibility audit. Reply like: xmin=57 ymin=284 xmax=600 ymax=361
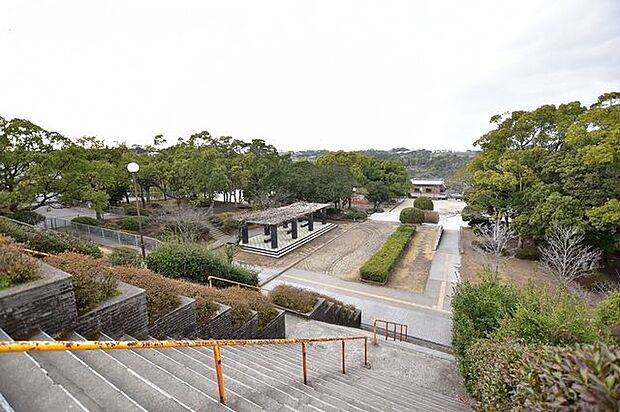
xmin=0 ymin=262 xmax=78 ymax=338
xmin=230 ymin=311 xmax=258 ymax=339
xmin=74 ymin=281 xmax=149 ymax=339
xmin=260 ymin=309 xmax=286 ymax=339
xmin=197 ymin=303 xmax=233 ymax=339
xmin=307 ymin=299 xmax=362 ymax=328
xmin=148 ymin=296 xmax=198 ymax=339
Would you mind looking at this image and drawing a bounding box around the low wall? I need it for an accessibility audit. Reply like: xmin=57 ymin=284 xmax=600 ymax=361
xmin=75 ymin=281 xmax=149 ymax=339
xmin=260 ymin=309 xmax=286 ymax=339
xmin=0 ymin=262 xmax=78 ymax=338
xmin=149 ymin=296 xmax=197 ymax=339
xmin=197 ymin=303 xmax=233 ymax=339
xmin=230 ymin=311 xmax=259 ymax=339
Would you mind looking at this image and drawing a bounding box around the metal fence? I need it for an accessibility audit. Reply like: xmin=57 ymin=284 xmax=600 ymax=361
xmin=45 ymin=217 xmax=161 ymax=251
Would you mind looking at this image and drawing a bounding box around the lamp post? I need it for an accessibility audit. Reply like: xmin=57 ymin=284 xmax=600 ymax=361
xmin=127 ymin=162 xmax=146 ymax=259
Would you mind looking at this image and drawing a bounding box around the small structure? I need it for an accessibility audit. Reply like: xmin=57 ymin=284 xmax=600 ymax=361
xmin=235 ymin=202 xmax=336 ymax=257
xmin=410 ymin=179 xmax=447 ymax=199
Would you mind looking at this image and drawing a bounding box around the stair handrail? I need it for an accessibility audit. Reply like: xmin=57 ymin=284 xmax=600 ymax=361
xmin=0 ymin=335 xmax=369 ymax=406
xmin=373 ymin=319 xmax=408 ymax=345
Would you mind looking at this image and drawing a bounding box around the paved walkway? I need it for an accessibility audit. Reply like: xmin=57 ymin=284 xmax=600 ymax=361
xmin=426 ymin=229 xmax=461 ymax=311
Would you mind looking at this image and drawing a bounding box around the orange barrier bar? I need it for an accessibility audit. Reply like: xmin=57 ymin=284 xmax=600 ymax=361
xmin=341 ymin=340 xmax=346 ymax=374
xmin=301 ymin=342 xmax=308 ymax=385
xmin=212 ymin=344 xmax=226 ymax=404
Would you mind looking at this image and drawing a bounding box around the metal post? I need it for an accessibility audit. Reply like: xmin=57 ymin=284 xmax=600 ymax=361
xmin=373 ymin=320 xmax=377 ymax=345
xmin=364 ymin=337 xmax=368 ymax=367
xmin=213 ymin=344 xmax=227 ymax=405
xmin=301 ymin=342 xmax=308 ymax=385
xmin=385 ymin=323 xmax=388 ymax=340
xmin=393 ymin=323 xmax=397 ymax=341
xmin=399 ymin=325 xmax=403 ymax=341
xmin=341 ymin=340 xmax=346 ymax=374
xmin=131 ymin=172 xmax=146 ymax=260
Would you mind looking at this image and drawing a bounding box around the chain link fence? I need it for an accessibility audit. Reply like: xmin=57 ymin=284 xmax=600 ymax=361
xmin=45 ymin=217 xmax=161 ymax=251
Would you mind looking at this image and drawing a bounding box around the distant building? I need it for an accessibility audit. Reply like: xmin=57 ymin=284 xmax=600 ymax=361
xmin=410 ymin=179 xmax=447 ymax=199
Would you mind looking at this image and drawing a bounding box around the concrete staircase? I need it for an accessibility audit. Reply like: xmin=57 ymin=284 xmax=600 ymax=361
xmin=0 ymin=328 xmax=468 ymax=411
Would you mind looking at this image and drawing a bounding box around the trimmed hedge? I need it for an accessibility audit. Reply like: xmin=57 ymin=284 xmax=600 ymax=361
xmin=414 ymin=196 xmax=434 ymax=211
xmin=359 ymin=225 xmax=416 ymax=283
xmin=0 ymin=218 xmax=102 ymax=257
xmin=270 ymin=285 xmax=319 ymax=313
xmin=11 ymin=210 xmax=45 ymax=225
xmin=146 ymin=242 xmax=258 ymax=286
xmin=423 ymin=210 xmax=440 ymax=224
xmin=399 ymin=207 xmax=425 ymax=224
xmin=0 ymin=236 xmax=40 ymax=289
xmin=108 ymin=247 xmax=142 ymax=267
xmin=71 ymin=216 xmax=103 ymax=226
xmin=118 ymin=216 xmax=150 ymax=231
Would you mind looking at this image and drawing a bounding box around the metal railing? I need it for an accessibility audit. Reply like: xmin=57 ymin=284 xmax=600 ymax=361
xmin=373 ymin=319 xmax=408 ymax=345
xmin=207 ymin=275 xmax=262 ymax=290
xmin=0 ymin=335 xmax=369 ymax=406
xmin=45 ymin=217 xmax=161 ymax=251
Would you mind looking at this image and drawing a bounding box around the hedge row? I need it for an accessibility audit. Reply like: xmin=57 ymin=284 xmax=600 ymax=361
xmin=452 ymin=272 xmax=620 ymax=409
xmin=399 ymin=207 xmax=439 ymax=224
xmin=359 ymin=225 xmax=416 ymax=283
xmin=45 ymin=252 xmax=277 ymax=329
xmin=146 ymin=242 xmax=258 ymax=286
xmin=0 ymin=218 xmax=102 ymax=258
xmin=413 ymin=196 xmax=434 ymax=211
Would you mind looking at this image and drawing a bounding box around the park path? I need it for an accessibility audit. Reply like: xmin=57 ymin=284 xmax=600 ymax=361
xmin=426 ymin=229 xmax=461 ymax=312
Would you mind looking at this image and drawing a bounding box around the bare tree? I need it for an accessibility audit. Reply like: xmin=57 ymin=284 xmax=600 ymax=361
xmin=539 ymin=225 xmax=601 ymax=289
xmin=157 ymin=207 xmax=212 ymax=242
xmin=475 ymin=219 xmax=516 ymax=273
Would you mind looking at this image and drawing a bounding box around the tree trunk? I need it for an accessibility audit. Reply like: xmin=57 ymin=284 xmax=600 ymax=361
xmin=125 ymin=193 xmax=130 ymax=204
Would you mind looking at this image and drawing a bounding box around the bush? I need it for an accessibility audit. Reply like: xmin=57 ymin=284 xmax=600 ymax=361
xmin=0 ymin=236 xmax=40 ymax=289
xmin=11 ymin=210 xmax=45 ymax=225
xmin=414 ymin=196 xmax=434 ymax=211
xmin=212 ymin=212 xmax=240 ymax=234
xmin=451 ymin=272 xmax=521 ymax=388
xmin=399 ymin=207 xmax=425 ymax=224
xmin=467 ymin=339 xmax=620 ymax=410
xmin=423 ymin=210 xmax=439 ymax=224
xmin=514 ymin=246 xmax=540 ymax=260
xmin=210 ymin=287 xmax=277 ymax=330
xmin=270 ymin=285 xmax=319 ymax=313
xmin=344 ymin=208 xmax=367 ymax=221
xmin=146 ymin=242 xmax=258 ymax=286
xmin=45 ymin=253 xmax=118 ymax=314
xmin=494 ymin=287 xmax=599 ymax=346
xmin=72 ymin=216 xmax=103 ymax=226
xmin=597 ymin=292 xmax=620 ymax=330
xmin=108 ymin=247 xmax=142 ymax=267
xmin=0 ymin=219 xmax=103 ymax=257
xmin=123 ymin=205 xmax=151 ymax=216
xmin=359 ymin=225 xmax=416 ymax=283
xmin=118 ymin=216 xmax=150 ymax=231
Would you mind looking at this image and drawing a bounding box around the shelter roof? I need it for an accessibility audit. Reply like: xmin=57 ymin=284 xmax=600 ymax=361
xmin=235 ymin=202 xmax=330 ymax=225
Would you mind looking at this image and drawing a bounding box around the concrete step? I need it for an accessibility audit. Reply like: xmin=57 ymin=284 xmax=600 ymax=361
xmin=219 ymin=345 xmax=362 ymax=412
xmin=0 ymin=329 xmax=86 ymax=412
xmin=68 ymin=332 xmax=190 ymax=411
xmin=152 ymin=340 xmax=294 ymax=411
xmin=98 ymin=333 xmax=230 ymax=412
xmin=29 ymin=331 xmax=145 ymax=412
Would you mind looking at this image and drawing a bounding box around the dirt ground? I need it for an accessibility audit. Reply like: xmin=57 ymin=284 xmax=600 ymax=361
xmin=460 ymin=228 xmax=556 ymax=289
xmin=236 ymin=220 xmax=399 ymax=281
xmin=387 ymin=225 xmax=440 ymax=293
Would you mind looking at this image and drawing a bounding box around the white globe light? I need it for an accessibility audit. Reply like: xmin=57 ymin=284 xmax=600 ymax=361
xmin=127 ymin=162 xmax=140 ymax=173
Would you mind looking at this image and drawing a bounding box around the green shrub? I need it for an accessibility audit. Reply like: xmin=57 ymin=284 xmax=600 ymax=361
xmin=270 ymin=285 xmax=319 ymax=313
xmin=344 ymin=208 xmax=367 ymax=221
xmin=514 ymin=246 xmax=540 ymax=260
xmin=0 ymin=236 xmax=40 ymax=289
xmin=118 ymin=216 xmax=150 ymax=231
xmin=451 ymin=272 xmax=521 ymax=388
xmin=414 ymin=196 xmax=434 ymax=211
xmin=399 ymin=207 xmax=425 ymax=224
xmin=359 ymin=225 xmax=416 ymax=283
xmin=108 ymin=247 xmax=142 ymax=267
xmin=146 ymin=242 xmax=258 ymax=286
xmin=11 ymin=210 xmax=45 ymax=225
xmin=0 ymin=218 xmax=30 ymax=243
xmin=494 ymin=287 xmax=599 ymax=346
xmin=123 ymin=205 xmax=151 ymax=216
xmin=45 ymin=253 xmax=118 ymax=314
xmin=72 ymin=216 xmax=103 ymax=226
xmin=597 ymin=292 xmax=620 ymax=329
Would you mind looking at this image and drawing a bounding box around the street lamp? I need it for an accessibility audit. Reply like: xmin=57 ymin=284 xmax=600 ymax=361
xmin=127 ymin=162 xmax=146 ymax=259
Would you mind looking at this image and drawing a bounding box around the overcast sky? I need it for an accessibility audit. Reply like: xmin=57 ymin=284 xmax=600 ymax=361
xmin=1 ymin=1 xmax=619 ymax=151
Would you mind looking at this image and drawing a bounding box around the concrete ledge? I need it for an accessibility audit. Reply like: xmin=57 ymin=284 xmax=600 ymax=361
xmin=0 ymin=262 xmax=78 ymax=338
xmin=75 ymin=281 xmax=148 ymax=339
xmin=148 ymin=295 xmax=197 ymax=339
xmin=259 ymin=308 xmax=285 ymax=339
xmin=434 ymin=225 xmax=444 ymax=251
xmin=197 ymin=303 xmax=232 ymax=339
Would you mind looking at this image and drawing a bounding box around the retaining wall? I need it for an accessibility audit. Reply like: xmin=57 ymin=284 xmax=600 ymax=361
xmin=259 ymin=309 xmax=286 ymax=339
xmin=197 ymin=303 xmax=233 ymax=339
xmin=149 ymin=296 xmax=198 ymax=339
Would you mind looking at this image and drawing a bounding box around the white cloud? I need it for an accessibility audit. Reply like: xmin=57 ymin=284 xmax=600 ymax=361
xmin=0 ymin=0 xmax=618 ymax=151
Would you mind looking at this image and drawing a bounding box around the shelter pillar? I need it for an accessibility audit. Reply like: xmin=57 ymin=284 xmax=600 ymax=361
xmin=321 ymin=207 xmax=327 ymax=224
xmin=307 ymin=213 xmax=314 ymax=231
xmin=291 ymin=219 xmax=298 ymax=239
xmin=263 ymin=225 xmax=270 ymax=235
xmin=241 ymin=224 xmax=249 ymax=244
xmin=270 ymin=224 xmax=278 ymax=249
